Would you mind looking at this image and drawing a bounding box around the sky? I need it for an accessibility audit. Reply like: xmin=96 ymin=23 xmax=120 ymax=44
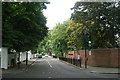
xmin=43 ymin=0 xmax=79 ymax=30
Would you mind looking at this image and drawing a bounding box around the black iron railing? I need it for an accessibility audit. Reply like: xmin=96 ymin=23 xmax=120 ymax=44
xmin=59 ymin=57 xmax=81 ymax=68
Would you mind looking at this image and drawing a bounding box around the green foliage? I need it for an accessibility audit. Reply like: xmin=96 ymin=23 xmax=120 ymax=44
xmin=2 ymin=2 xmax=48 ymax=52
xmin=18 ymin=2 xmax=120 ymax=56
xmin=70 ymin=2 xmax=120 ymax=49
xmin=66 ymin=21 xmax=86 ymax=50
xmin=38 ymin=20 xmax=72 ymax=56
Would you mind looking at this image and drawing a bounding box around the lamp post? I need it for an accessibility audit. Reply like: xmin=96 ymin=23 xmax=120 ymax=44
xmin=73 ymin=47 xmax=76 ymax=65
xmin=84 ymin=42 xmax=87 ymax=68
xmin=83 ymin=29 xmax=87 ymax=68
xmin=26 ymin=51 xmax=28 ymax=65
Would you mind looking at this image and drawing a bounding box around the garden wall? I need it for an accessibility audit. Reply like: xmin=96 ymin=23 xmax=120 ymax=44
xmin=64 ymin=48 xmax=120 ymax=67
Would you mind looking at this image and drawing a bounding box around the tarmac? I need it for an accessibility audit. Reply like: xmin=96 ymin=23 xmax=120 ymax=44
xmin=2 ymin=57 xmax=120 ymax=75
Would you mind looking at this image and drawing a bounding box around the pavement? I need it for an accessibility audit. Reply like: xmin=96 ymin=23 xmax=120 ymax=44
xmin=2 ymin=58 xmax=37 ymax=74
xmin=2 ymin=57 xmax=120 ymax=75
xmin=84 ymin=65 xmax=120 ymax=74
xmin=59 ymin=59 xmax=120 ymax=74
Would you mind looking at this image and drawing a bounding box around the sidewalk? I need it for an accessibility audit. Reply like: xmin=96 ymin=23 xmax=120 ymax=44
xmin=82 ymin=65 xmax=120 ymax=74
xmin=59 ymin=59 xmax=120 ymax=74
xmin=2 ymin=58 xmax=37 ymax=74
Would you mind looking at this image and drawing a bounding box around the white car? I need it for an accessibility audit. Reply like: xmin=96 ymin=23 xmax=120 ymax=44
xmin=45 ymin=54 xmax=48 ymax=57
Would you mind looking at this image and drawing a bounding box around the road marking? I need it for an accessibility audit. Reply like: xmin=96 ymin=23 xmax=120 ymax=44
xmin=48 ymin=61 xmax=53 ymax=68
xmin=46 ymin=60 xmax=53 ymax=68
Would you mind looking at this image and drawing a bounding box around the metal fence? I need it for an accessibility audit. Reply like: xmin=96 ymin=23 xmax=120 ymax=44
xmin=59 ymin=57 xmax=81 ymax=68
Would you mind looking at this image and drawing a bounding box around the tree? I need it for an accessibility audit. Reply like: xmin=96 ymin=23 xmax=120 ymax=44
xmin=51 ymin=20 xmax=72 ymax=56
xmin=66 ymin=21 xmax=88 ymax=50
xmin=2 ymin=2 xmax=49 ymax=52
xmin=38 ymin=20 xmax=72 ymax=57
xmin=70 ymin=2 xmax=120 ymax=49
xmin=2 ymin=2 xmax=49 ymax=66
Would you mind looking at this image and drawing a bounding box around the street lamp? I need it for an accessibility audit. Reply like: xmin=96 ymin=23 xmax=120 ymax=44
xmin=83 ymin=29 xmax=87 ymax=68
xmin=73 ymin=47 xmax=76 ymax=65
xmin=84 ymin=38 xmax=87 ymax=68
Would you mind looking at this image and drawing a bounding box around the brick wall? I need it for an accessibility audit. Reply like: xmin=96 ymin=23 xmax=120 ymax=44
xmin=64 ymin=48 xmax=120 ymax=67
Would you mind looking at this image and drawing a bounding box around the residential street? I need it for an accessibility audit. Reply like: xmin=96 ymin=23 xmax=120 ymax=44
xmin=1 ymin=1 xmax=120 ymax=80
xmin=3 ymin=56 xmax=118 ymax=78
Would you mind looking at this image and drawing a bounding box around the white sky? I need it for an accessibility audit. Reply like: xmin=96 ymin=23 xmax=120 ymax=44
xmin=43 ymin=0 xmax=79 ymax=30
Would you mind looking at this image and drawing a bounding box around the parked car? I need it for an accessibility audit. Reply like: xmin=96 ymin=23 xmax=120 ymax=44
xmin=45 ymin=54 xmax=48 ymax=57
xmin=38 ymin=55 xmax=42 ymax=58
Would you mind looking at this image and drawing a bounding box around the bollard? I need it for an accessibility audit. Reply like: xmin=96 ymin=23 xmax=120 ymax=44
xmin=79 ymin=59 xmax=81 ymax=67
xmin=73 ymin=59 xmax=75 ymax=65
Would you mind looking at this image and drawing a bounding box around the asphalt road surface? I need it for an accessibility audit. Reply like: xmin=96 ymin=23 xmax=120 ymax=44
xmin=3 ymin=56 xmax=118 ymax=78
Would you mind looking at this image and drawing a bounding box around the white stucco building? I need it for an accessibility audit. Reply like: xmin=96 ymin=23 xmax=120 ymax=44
xmin=0 ymin=47 xmax=34 ymax=69
xmin=1 ymin=47 xmax=8 ymax=69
